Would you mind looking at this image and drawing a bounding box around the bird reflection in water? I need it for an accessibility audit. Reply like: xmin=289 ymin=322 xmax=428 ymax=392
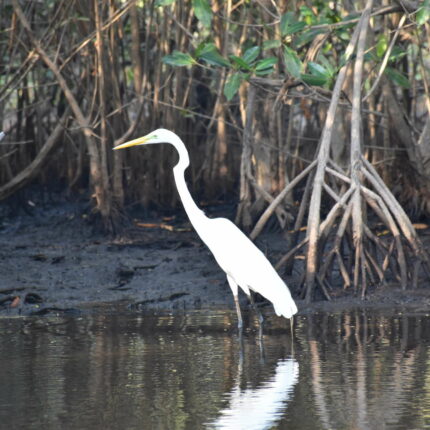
xmin=209 ymin=358 xmax=299 ymax=429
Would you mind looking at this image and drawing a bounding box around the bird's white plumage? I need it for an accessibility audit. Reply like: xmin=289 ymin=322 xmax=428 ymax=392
xmin=114 ymin=128 xmax=298 ymax=325
xmin=196 ymin=217 xmax=297 ymax=318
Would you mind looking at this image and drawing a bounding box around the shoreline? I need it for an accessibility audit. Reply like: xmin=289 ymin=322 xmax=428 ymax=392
xmin=2 ymin=199 xmax=430 ymax=318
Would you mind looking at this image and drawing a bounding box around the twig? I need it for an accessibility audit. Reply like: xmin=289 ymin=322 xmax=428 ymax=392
xmin=250 ymin=159 xmax=317 ymax=239
xmin=364 ymin=14 xmax=407 ymax=101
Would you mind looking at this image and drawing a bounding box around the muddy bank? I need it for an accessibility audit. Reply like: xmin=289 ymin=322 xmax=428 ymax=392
xmin=1 ymin=198 xmax=430 ymax=318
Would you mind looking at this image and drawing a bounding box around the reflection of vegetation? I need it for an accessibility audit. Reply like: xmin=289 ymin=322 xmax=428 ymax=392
xmin=296 ymin=312 xmax=430 ymax=429
xmin=2 ymin=312 xmax=430 ymax=428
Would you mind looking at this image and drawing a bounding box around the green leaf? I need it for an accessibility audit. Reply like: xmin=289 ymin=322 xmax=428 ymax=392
xmin=155 ymin=0 xmax=175 ymax=6
xmin=125 ymin=67 xmax=134 ymax=83
xmin=376 ymin=34 xmax=387 ymax=58
xmin=337 ymin=29 xmax=351 ymax=41
xmin=283 ymin=46 xmax=302 ymax=78
xmin=417 ymin=0 xmax=430 ymax=25
xmin=192 ymin=0 xmax=212 ymax=28
xmin=389 ymin=46 xmax=406 ymax=62
xmin=294 ymin=28 xmax=325 ymax=49
xmin=299 ymin=6 xmax=316 ymax=25
xmin=242 ymin=46 xmax=260 ymax=64
xmin=162 ymin=51 xmax=195 ymax=67
xmin=308 ymin=61 xmax=330 ymax=78
xmin=280 ymin=12 xmax=306 ymax=36
xmin=196 ymin=43 xmax=230 ymax=67
xmin=255 ymin=69 xmax=274 ymax=76
xmin=230 ymin=55 xmax=252 ymax=70
xmin=289 ymin=21 xmax=306 ymax=35
xmin=263 ymin=40 xmax=282 ymax=50
xmin=194 ymin=42 xmax=211 ymax=58
xmin=280 ymin=12 xmax=293 ymax=36
xmin=300 ymin=73 xmax=327 ymax=86
xmin=385 ymin=67 xmax=410 ymax=88
xmin=224 ymin=73 xmax=243 ymax=101
xmin=255 ymin=57 xmax=277 ymax=71
xmin=318 ymin=55 xmax=335 ymax=76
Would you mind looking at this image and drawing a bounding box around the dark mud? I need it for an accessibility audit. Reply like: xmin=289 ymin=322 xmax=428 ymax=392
xmin=2 ymin=198 xmax=430 ymax=318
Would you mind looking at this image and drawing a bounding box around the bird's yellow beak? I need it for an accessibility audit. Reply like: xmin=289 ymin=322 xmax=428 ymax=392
xmin=113 ymin=135 xmax=151 ymax=150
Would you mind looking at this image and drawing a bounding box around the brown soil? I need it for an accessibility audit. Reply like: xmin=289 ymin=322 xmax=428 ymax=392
xmin=2 ymin=198 xmax=430 ymax=318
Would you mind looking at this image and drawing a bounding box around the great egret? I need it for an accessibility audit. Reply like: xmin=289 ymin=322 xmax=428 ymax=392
xmin=114 ymin=129 xmax=297 ymax=328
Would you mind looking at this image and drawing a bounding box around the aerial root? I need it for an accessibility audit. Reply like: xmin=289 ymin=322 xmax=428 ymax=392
xmin=270 ymin=155 xmax=430 ymax=300
xmin=237 ymin=1 xmax=430 ymax=302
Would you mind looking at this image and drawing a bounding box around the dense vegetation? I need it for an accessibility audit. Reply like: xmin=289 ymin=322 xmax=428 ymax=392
xmin=1 ymin=0 xmax=429 ymax=300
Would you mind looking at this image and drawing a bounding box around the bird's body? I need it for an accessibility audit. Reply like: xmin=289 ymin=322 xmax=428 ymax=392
xmin=190 ymin=215 xmax=296 ymax=319
xmin=114 ymin=129 xmax=297 ymax=327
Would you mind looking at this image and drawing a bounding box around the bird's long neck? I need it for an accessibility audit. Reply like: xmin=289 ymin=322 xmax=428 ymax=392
xmin=170 ymin=137 xmax=207 ymax=228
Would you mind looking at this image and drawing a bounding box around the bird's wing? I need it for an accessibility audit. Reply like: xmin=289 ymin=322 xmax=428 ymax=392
xmin=198 ymin=217 xmax=282 ymax=287
xmin=197 ymin=217 xmax=297 ymax=318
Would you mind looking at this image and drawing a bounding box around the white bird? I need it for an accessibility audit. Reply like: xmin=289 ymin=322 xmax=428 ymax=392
xmin=114 ymin=129 xmax=297 ymax=328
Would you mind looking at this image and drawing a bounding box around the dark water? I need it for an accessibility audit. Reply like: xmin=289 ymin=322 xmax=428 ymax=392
xmin=1 ymin=309 xmax=430 ymax=429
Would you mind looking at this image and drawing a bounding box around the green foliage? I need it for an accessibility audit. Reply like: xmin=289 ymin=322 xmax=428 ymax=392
xmin=376 ymin=34 xmax=388 ymax=58
xmin=307 ymin=61 xmax=330 ymax=79
xmin=160 ymin=1 xmax=422 ymax=101
xmin=230 ymin=55 xmax=253 ymax=70
xmin=242 ymin=46 xmax=260 ymax=64
xmin=255 ymin=58 xmax=278 ymax=75
xmin=162 ymin=51 xmax=195 ymax=67
xmin=294 ymin=28 xmax=325 ymax=49
xmin=336 ymin=28 xmax=351 ymax=41
xmin=318 ymin=55 xmax=336 ymax=76
xmin=301 ymin=74 xmax=327 ymax=86
xmin=299 ymin=6 xmax=316 ymax=25
xmin=155 ymin=0 xmax=175 ymax=6
xmin=280 ymin=12 xmax=306 ymax=36
xmin=224 ymin=73 xmax=244 ymax=101
xmin=192 ymin=0 xmax=212 ymax=28
xmin=196 ymin=43 xmax=230 ymax=67
xmin=283 ymin=46 xmax=302 ymax=78
xmin=263 ymin=40 xmax=282 ymax=50
xmin=384 ymin=67 xmax=410 ymax=89
xmin=388 ymin=46 xmax=407 ymax=62
xmin=224 ymin=46 xmax=277 ymax=99
xmin=416 ymin=0 xmax=430 ymax=25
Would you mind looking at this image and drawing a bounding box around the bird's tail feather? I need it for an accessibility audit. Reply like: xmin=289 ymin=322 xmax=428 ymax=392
xmin=273 ymin=292 xmax=297 ymax=319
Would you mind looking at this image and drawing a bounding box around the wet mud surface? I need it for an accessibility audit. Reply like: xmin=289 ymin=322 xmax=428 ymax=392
xmin=2 ymin=199 xmax=430 ymax=318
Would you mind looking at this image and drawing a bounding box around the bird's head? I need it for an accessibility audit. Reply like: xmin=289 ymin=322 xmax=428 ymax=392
xmin=113 ymin=128 xmax=176 ymax=150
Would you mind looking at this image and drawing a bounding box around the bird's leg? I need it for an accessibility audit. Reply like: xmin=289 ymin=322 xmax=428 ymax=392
xmin=248 ymin=292 xmax=265 ymax=361
xmin=227 ymin=275 xmax=243 ymax=331
xmin=249 ymin=292 xmax=264 ymax=328
xmin=234 ymin=294 xmax=243 ymax=330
